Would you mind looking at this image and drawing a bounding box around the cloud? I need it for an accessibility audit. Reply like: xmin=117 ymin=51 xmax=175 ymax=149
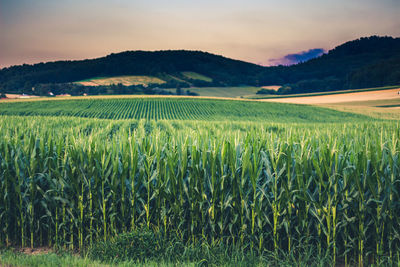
xmin=268 ymin=48 xmax=326 ymax=66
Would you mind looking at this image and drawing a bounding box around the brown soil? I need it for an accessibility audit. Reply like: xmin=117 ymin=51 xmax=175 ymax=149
xmin=261 ymin=85 xmax=281 ymax=91
xmin=15 ymin=247 xmax=53 ymax=255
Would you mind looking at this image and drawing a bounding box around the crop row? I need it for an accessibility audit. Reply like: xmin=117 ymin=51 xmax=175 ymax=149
xmin=0 ymin=97 xmax=371 ymax=122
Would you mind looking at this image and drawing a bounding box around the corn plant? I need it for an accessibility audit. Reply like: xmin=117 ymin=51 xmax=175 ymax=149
xmin=0 ymin=115 xmax=398 ymax=266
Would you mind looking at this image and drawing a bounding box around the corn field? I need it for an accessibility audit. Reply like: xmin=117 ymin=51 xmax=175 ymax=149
xmin=0 ymin=115 xmax=399 ymax=265
xmin=0 ymin=97 xmax=370 ymax=122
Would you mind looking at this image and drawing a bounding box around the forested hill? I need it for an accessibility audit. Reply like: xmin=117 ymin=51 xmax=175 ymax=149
xmin=0 ymin=50 xmax=264 ymax=92
xmin=1 ymin=36 xmax=399 ymax=95
xmin=277 ymin=36 xmax=400 ymax=93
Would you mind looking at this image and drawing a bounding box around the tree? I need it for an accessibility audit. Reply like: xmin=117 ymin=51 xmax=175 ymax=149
xmin=176 ymin=86 xmax=182 ymax=95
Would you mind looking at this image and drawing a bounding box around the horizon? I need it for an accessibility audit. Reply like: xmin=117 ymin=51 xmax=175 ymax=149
xmin=0 ymin=35 xmax=398 ymax=70
xmin=1 ymin=0 xmax=399 ymax=68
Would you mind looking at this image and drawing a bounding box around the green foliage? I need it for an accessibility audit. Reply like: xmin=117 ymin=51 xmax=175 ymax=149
xmin=256 ymin=88 xmax=278 ymax=95
xmin=0 ymin=115 xmax=399 ymax=266
xmin=181 ymin=71 xmax=213 ymax=82
xmin=0 ymin=250 xmax=105 ymax=267
xmin=88 ymin=228 xmax=161 ymax=263
xmin=0 ymin=97 xmax=372 ymax=122
xmin=2 ymin=244 xmax=369 ymax=267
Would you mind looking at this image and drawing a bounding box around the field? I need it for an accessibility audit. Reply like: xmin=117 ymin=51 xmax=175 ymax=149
xmin=165 ymin=86 xmax=263 ymax=98
xmin=75 ymin=75 xmax=166 ymax=86
xmin=263 ymin=87 xmax=400 ymax=104
xmin=181 ymin=71 xmax=213 ymax=82
xmin=0 ymin=96 xmax=399 ymax=266
xmin=0 ymin=97 xmax=371 ymax=122
xmin=260 ymin=85 xmax=281 ymax=91
xmin=74 ymin=72 xmax=213 ymax=88
xmin=261 ymin=86 xmax=400 ymax=120
xmin=248 ymin=85 xmax=400 ymax=100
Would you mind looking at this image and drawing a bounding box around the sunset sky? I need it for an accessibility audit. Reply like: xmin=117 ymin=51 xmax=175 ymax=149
xmin=1 ymin=0 xmax=399 ymax=68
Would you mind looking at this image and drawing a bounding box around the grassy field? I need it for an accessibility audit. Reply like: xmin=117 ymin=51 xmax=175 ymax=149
xmin=76 ymin=75 xmax=166 ymax=86
xmin=74 ymin=72 xmax=213 ymax=88
xmin=181 ymin=71 xmax=213 ymax=82
xmin=0 ymin=97 xmax=372 ymax=122
xmin=255 ymin=85 xmax=400 ymax=120
xmin=0 ymin=247 xmax=332 ymax=267
xmin=164 ymin=86 xmax=263 ymax=98
xmin=319 ymin=98 xmax=400 ymax=120
xmin=0 ymin=96 xmax=399 ymax=266
xmin=248 ymin=85 xmax=400 ymax=99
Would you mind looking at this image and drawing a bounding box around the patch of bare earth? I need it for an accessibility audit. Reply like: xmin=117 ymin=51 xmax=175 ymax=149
xmin=15 ymin=247 xmax=53 ymax=255
xmin=261 ymin=85 xmax=281 ymax=91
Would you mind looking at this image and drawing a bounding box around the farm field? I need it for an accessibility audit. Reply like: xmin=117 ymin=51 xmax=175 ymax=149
xmin=165 ymin=86 xmax=264 ymax=98
xmin=181 ymin=71 xmax=213 ymax=82
xmin=0 ymin=97 xmax=399 ymax=266
xmin=321 ymin=98 xmax=400 ymax=120
xmin=259 ymin=86 xmax=400 ymax=120
xmin=260 ymin=85 xmax=281 ymax=91
xmin=248 ymin=85 xmax=400 ymax=100
xmin=74 ymin=72 xmax=214 ymax=88
xmin=76 ymin=75 xmax=166 ymax=86
xmin=0 ymin=97 xmax=372 ymax=122
xmin=262 ymin=87 xmax=400 ymax=104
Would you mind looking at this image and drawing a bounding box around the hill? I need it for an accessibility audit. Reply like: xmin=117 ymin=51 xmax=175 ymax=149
xmin=0 ymin=50 xmax=263 ymax=94
xmin=0 ymin=36 xmax=399 ymax=96
xmin=276 ymin=36 xmax=400 ymax=93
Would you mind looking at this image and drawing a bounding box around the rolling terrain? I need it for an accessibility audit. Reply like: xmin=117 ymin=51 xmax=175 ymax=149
xmin=1 ymin=36 xmax=399 ymax=96
xmin=1 ymin=36 xmax=400 ymax=267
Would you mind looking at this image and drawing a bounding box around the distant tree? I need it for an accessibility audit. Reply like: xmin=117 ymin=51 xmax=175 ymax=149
xmin=176 ymin=86 xmax=182 ymax=95
xmin=186 ymin=90 xmax=198 ymax=96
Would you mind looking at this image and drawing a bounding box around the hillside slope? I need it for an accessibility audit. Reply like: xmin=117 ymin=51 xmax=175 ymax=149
xmin=275 ymin=36 xmax=400 ymax=93
xmin=0 ymin=36 xmax=399 ymax=95
xmin=0 ymin=50 xmax=263 ymax=92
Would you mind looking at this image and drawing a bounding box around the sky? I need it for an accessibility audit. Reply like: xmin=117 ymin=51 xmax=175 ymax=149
xmin=0 ymin=0 xmax=399 ymax=68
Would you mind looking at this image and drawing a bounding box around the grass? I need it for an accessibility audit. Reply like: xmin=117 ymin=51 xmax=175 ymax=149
xmin=181 ymin=71 xmax=213 ymax=82
xmin=164 ymin=86 xmax=269 ymax=98
xmin=0 ymin=97 xmax=374 ymax=122
xmin=75 ymin=75 xmax=166 ymax=86
xmin=0 ymin=247 xmax=340 ymax=267
xmin=247 ymin=85 xmax=400 ymax=99
xmin=319 ymin=98 xmax=400 ymax=120
xmin=0 ymin=250 xmax=198 ymax=267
